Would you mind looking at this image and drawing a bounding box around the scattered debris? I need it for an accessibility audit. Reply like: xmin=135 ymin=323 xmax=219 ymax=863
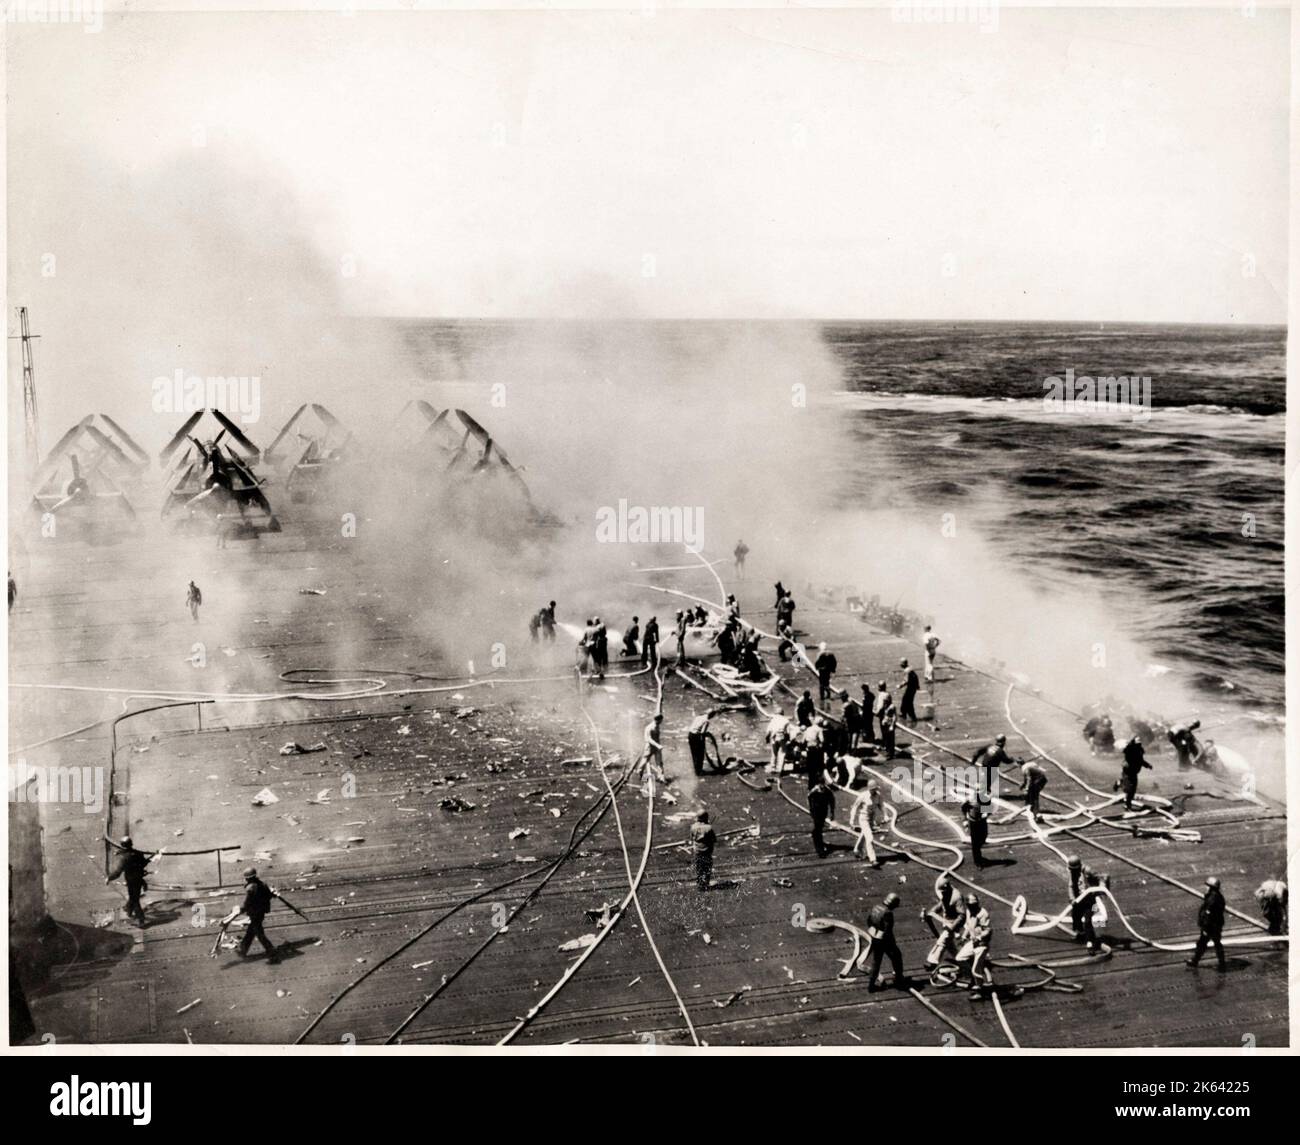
xmin=176 ymin=998 xmax=202 ymax=1015
xmin=439 ymin=796 xmax=477 ymax=812
xmin=713 ymin=987 xmax=751 ymax=1009
xmin=298 ymin=586 xmax=326 ymax=595
xmin=509 ymin=828 xmax=530 ymax=840
xmin=583 ymin=904 xmax=617 ymax=927
xmin=453 ymin=707 xmax=478 ymax=720
xmin=279 ymin=741 xmax=327 ymax=756
xmin=251 ymin=788 xmax=279 ymax=806
xmin=559 ymin=934 xmax=598 ymax=952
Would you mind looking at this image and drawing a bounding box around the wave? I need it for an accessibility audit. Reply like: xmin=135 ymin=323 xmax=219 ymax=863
xmin=830 ymin=391 xmax=1285 ymax=431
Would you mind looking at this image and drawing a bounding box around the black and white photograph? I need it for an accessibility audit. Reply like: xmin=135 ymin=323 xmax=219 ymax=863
xmin=3 ymin=0 xmax=1293 ymax=1093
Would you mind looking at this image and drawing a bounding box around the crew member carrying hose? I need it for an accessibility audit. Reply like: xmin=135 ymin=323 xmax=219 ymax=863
xmin=923 ymin=877 xmax=968 ymax=970
xmin=955 ymin=893 xmax=993 ymax=996
xmin=105 ymin=835 xmax=155 ymax=927
xmin=687 ymin=710 xmax=725 ymax=775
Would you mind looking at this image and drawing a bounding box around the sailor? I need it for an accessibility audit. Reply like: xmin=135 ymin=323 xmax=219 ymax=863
xmin=1081 ymin=871 xmax=1109 ymax=952
xmin=796 ymin=689 xmax=816 ymax=728
xmin=864 ymin=893 xmax=908 ymax=992
xmin=872 ymin=679 xmax=892 ymax=730
xmin=691 ymin=604 xmax=709 ymax=627
xmin=1128 ymin=715 xmax=1161 ymax=752
xmin=777 ymin=622 xmax=796 ymax=662
xmin=955 ymin=893 xmax=993 ymax=994
xmin=773 ymin=581 xmax=786 ymax=610
xmin=860 ymin=682 xmax=876 ymax=744
xmin=690 ymin=810 xmax=717 ymax=892
xmin=922 ymin=626 xmax=941 ymax=685
xmin=733 ymin=539 xmax=749 ymax=579
xmin=1168 ymin=721 xmax=1203 ymax=769
xmin=725 ymin=593 xmax=741 ymax=622
xmin=674 ymin=610 xmax=689 ymax=667
xmin=808 ymin=778 xmax=835 ymax=858
xmin=765 ymin=707 xmax=792 ymax=782
xmin=711 ymin=620 xmax=738 ymax=666
xmin=878 ymin=697 xmax=898 ymax=762
xmin=7 ymin=571 xmax=15 ymax=613
xmin=105 ymin=835 xmax=153 ymax=927
xmin=899 ymin=659 xmax=921 ymax=726
xmin=577 ymin=619 xmax=595 ymax=676
xmin=923 ymin=877 xmax=968 ymax=969
xmin=540 ymin=601 xmax=557 ymax=642
xmin=640 ymin=616 xmax=660 ymax=667
xmin=528 ymin=609 xmax=542 ymax=643
xmin=814 ymin=642 xmax=838 ymax=702
xmin=1083 ymin=713 xmax=1116 ymax=755
xmin=842 ymin=692 xmax=864 ymax=750
xmin=1198 ymin=739 xmax=1223 ymax=774
xmin=639 ymin=714 xmax=668 ymax=784
xmin=1019 ymin=759 xmax=1049 ymax=818
xmin=1118 ymin=736 xmax=1152 ymax=810
xmin=970 ymin=734 xmax=1018 ymax=795
xmin=1186 ymin=876 xmax=1227 ymax=971
xmin=776 ymin=592 xmax=796 ymax=632
xmin=592 ymin=617 xmax=608 ymax=680
xmin=1067 ymin=855 xmax=1087 ymax=938
xmin=224 ymin=867 xmax=280 ymax=962
xmin=687 ymin=710 xmax=723 ymax=775
xmin=186 ymin=580 xmax=202 ymax=621
xmin=1254 ymin=878 xmax=1288 ymax=936
xmin=962 ymin=795 xmax=991 ymax=867
xmin=622 ymin=616 xmax=640 ymax=658
xmin=851 ymin=781 xmax=884 ymax=867
xmin=803 ymin=720 xmax=827 ymax=790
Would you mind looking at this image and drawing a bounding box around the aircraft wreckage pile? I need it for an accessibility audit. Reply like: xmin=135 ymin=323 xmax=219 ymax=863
xmin=27 ymin=402 xmax=556 ymax=538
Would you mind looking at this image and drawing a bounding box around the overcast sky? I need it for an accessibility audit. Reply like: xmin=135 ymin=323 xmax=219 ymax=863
xmin=7 ymin=4 xmax=1290 ymax=322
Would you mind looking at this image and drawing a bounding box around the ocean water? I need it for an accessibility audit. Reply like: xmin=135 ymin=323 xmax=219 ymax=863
xmin=400 ymin=319 xmax=1285 ymax=715
xmin=824 ymin=321 xmax=1284 ymax=714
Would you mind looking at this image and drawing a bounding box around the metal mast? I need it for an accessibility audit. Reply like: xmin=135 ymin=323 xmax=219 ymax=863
xmin=16 ymin=306 xmax=41 ymax=472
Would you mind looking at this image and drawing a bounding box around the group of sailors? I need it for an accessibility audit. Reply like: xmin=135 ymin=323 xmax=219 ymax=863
xmin=536 ymin=576 xmax=1288 ymax=999
xmin=1084 ymin=709 xmax=1226 ymax=775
